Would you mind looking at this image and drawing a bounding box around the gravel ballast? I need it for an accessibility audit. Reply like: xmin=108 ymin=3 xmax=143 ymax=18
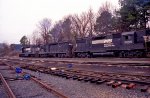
xmin=0 ymin=68 xmax=58 ymax=98
xmin=0 ymin=85 xmax=9 ymax=98
xmin=24 ymin=69 xmax=150 ymax=98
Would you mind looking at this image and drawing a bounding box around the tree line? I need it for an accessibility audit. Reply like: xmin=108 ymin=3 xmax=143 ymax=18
xmin=0 ymin=43 xmax=20 ymax=56
xmin=20 ymin=0 xmax=150 ymax=46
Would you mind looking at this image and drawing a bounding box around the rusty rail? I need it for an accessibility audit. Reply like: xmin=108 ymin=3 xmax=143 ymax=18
xmin=0 ymin=73 xmax=16 ymax=98
xmin=31 ymin=77 xmax=68 ymax=98
xmin=3 ymin=60 xmax=150 ymax=94
xmin=2 ymin=62 xmax=68 ymax=98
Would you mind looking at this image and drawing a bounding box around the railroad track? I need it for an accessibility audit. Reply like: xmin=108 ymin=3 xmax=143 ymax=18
xmin=0 ymin=72 xmax=16 ymax=98
xmin=1 ymin=57 xmax=150 ymax=65
xmin=3 ymin=58 xmax=150 ymax=72
xmin=4 ymin=59 xmax=150 ymax=83
xmin=0 ymin=62 xmax=68 ymax=98
xmin=2 ymin=59 xmax=150 ymax=94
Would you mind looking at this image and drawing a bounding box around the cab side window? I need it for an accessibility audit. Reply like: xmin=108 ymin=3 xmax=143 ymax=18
xmin=124 ymin=35 xmax=131 ymax=40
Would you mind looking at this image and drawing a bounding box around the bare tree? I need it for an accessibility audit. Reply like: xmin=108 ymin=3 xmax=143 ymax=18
xmin=38 ymin=18 xmax=52 ymax=44
xmin=31 ymin=30 xmax=38 ymax=45
xmin=94 ymin=2 xmax=114 ymax=34
xmin=35 ymin=37 xmax=43 ymax=46
xmin=71 ymin=9 xmax=95 ymax=38
xmin=61 ymin=16 xmax=72 ymax=41
xmin=71 ymin=12 xmax=90 ymax=38
xmin=98 ymin=1 xmax=112 ymax=15
xmin=0 ymin=43 xmax=10 ymax=56
xmin=31 ymin=30 xmax=43 ymax=45
xmin=51 ymin=16 xmax=73 ymax=42
xmin=87 ymin=8 xmax=96 ymax=37
xmin=50 ymin=20 xmax=63 ymax=42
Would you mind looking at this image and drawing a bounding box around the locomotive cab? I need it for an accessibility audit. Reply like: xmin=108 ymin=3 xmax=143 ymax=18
xmin=119 ymin=30 xmax=150 ymax=57
xmin=19 ymin=46 xmax=31 ymax=57
xmin=122 ymin=31 xmax=136 ymax=45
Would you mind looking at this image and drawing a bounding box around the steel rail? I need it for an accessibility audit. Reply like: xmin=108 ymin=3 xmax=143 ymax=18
xmin=2 ymin=62 xmax=68 ymax=98
xmin=31 ymin=77 xmax=68 ymax=98
xmin=5 ymin=59 xmax=150 ymax=78
xmin=3 ymin=60 xmax=150 ymax=92
xmin=6 ymin=60 xmax=150 ymax=83
xmin=5 ymin=60 xmax=150 ymax=85
xmin=0 ymin=73 xmax=16 ymax=98
xmin=4 ymin=57 xmax=150 ymax=65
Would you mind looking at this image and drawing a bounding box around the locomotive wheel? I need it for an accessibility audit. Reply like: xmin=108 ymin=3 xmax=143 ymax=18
xmin=83 ymin=53 xmax=88 ymax=58
xmin=82 ymin=53 xmax=86 ymax=58
xmin=77 ymin=53 xmax=82 ymax=58
xmin=57 ymin=54 xmax=59 ymax=58
xmin=60 ymin=54 xmax=62 ymax=58
xmin=60 ymin=54 xmax=63 ymax=58
xmin=119 ymin=51 xmax=124 ymax=58
xmin=80 ymin=53 xmax=84 ymax=58
xmin=135 ymin=51 xmax=143 ymax=58
xmin=85 ymin=53 xmax=90 ymax=58
xmin=127 ymin=51 xmax=134 ymax=58
xmin=64 ymin=54 xmax=67 ymax=58
xmin=146 ymin=52 xmax=150 ymax=57
xmin=124 ymin=51 xmax=128 ymax=58
xmin=53 ymin=54 xmax=56 ymax=57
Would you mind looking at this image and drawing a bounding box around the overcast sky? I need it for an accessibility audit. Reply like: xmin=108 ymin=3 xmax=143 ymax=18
xmin=0 ymin=0 xmax=119 ymax=44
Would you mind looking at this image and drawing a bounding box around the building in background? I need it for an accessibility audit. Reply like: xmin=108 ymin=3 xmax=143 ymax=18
xmin=10 ymin=44 xmax=22 ymax=52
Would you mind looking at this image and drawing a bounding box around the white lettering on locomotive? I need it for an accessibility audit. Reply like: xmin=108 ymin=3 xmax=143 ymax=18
xmin=92 ymin=39 xmax=104 ymax=44
xmin=124 ymin=40 xmax=133 ymax=44
xmin=92 ymin=39 xmax=115 ymax=47
xmin=104 ymin=39 xmax=112 ymax=43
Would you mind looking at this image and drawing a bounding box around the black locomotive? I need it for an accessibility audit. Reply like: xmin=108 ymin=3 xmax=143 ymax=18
xmin=19 ymin=30 xmax=150 ymax=58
